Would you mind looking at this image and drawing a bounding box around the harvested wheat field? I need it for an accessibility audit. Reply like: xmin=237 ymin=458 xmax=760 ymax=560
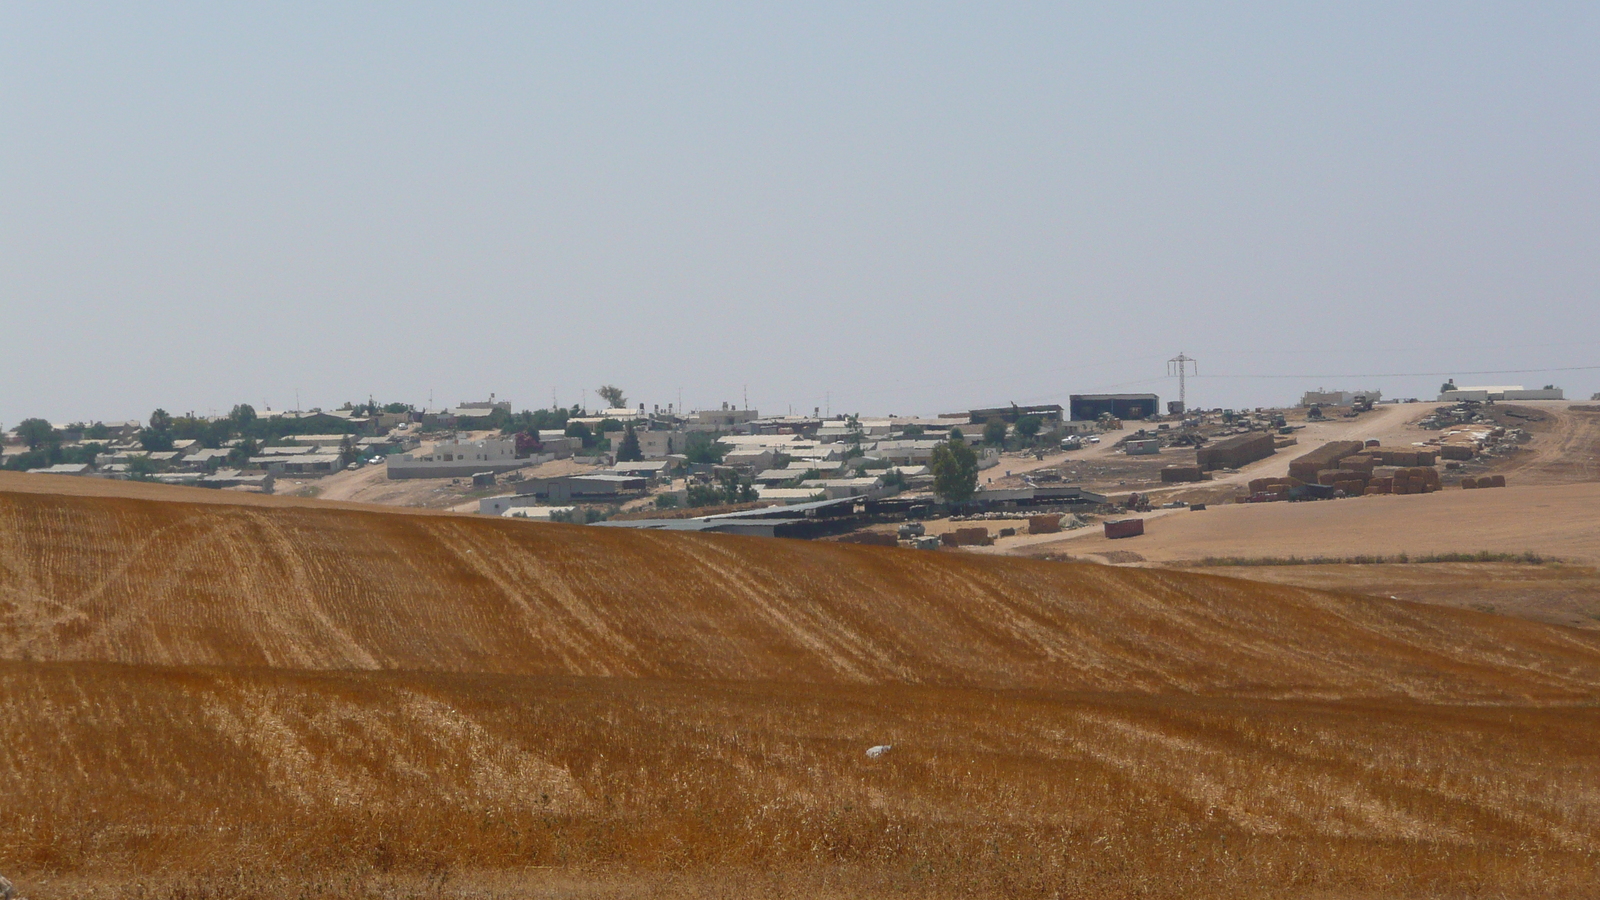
xmin=3 ymin=482 xmax=1599 ymax=898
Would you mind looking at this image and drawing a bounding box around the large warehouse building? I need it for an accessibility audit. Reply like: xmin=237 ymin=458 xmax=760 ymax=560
xmin=1069 ymin=393 xmax=1160 ymax=421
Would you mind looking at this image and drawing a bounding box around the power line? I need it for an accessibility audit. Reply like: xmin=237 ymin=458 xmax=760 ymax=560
xmin=1196 ymin=364 xmax=1600 ymax=380
xmin=1167 ymin=352 xmax=1197 ymax=410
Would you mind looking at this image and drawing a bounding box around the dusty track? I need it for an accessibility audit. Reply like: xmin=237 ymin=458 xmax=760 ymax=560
xmin=1496 ymin=403 xmax=1600 ymax=485
xmin=1007 ymin=481 xmax=1600 ymax=567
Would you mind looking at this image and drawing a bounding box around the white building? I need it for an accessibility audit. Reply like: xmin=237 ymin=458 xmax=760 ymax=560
xmin=387 ymin=434 xmax=526 ymax=479
xmin=635 ymin=429 xmax=686 ymax=458
xmin=1300 ymin=389 xmax=1382 ymax=407
xmin=685 ymin=404 xmax=760 ymax=432
xmin=1438 ymin=385 xmax=1565 ymax=402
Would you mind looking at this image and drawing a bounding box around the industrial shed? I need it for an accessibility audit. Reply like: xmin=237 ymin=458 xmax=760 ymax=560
xmin=1070 ymin=394 xmax=1160 ymax=421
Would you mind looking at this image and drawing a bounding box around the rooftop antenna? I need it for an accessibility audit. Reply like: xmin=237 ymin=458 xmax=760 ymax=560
xmin=743 ymin=383 xmax=748 ymax=411
xmin=1167 ymin=352 xmax=1198 ymax=412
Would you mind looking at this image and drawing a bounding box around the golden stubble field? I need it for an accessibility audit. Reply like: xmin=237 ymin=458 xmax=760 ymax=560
xmin=2 ymin=483 xmax=1598 ymax=898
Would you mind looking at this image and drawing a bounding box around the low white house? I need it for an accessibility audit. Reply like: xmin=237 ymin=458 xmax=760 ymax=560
xmin=1438 ymin=385 xmax=1564 ymax=402
xmin=387 ymin=435 xmax=527 ymax=479
xmin=635 ymin=429 xmax=686 ymax=458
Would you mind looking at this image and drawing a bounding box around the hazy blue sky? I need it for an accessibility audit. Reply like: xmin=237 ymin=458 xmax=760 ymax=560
xmin=4 ymin=3 xmax=1597 ymax=425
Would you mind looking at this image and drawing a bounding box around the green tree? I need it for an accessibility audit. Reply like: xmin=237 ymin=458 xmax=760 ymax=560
xmin=83 ymin=421 xmax=111 ymax=440
xmin=564 ymin=421 xmax=593 ymax=447
xmin=138 ymin=427 xmax=174 ymax=451
xmin=616 ymin=424 xmax=643 ymax=462
xmin=15 ymin=418 xmax=57 ymax=451
xmin=383 ymin=401 xmax=412 ymax=414
xmin=1015 ymin=415 xmax=1043 ymax=440
xmin=140 ymin=409 xmax=175 ymax=451
xmin=230 ymin=404 xmax=258 ymax=428
xmin=127 ymin=455 xmax=158 ymax=481
xmin=228 ymin=438 xmax=260 ymax=467
xmin=931 ymin=436 xmax=979 ymax=504
xmin=983 ymin=417 xmax=1008 ymax=446
xmin=948 ymin=426 xmax=964 ymax=442
xmin=597 ymin=385 xmax=627 ymax=409
xmin=684 ymin=432 xmax=728 ymax=464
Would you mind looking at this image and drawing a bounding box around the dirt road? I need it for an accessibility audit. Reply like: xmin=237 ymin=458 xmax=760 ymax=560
xmin=1495 ymin=402 xmax=1600 ymax=485
xmin=1005 ymin=481 xmax=1600 ymax=566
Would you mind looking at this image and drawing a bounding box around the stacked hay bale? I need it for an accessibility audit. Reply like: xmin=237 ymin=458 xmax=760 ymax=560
xmin=1104 ymin=518 xmax=1145 ymax=539
xmin=1288 ymin=441 xmax=1366 ymax=483
xmin=1371 ymin=448 xmax=1439 ymax=467
xmin=1339 ymin=452 xmax=1379 ymax=476
xmin=1196 ymin=432 xmax=1277 ymax=471
xmin=1027 ymin=514 xmax=1062 ymax=534
xmin=1391 ymin=467 xmax=1441 ymax=495
xmin=1160 ymin=465 xmax=1205 ymax=483
xmin=1461 ymin=475 xmax=1508 ymax=489
xmin=1317 ymin=468 xmax=1369 ymax=496
xmin=839 ymin=531 xmax=898 ymax=547
xmin=1247 ymin=476 xmax=1302 ymax=501
xmin=943 ymin=527 xmax=994 ymax=547
xmin=1365 ymin=468 xmax=1396 ymax=494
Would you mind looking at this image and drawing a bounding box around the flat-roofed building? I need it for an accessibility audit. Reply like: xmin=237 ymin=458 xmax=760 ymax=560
xmin=386 ymin=436 xmax=526 ymax=479
xmin=1069 ymin=394 xmax=1159 ymax=421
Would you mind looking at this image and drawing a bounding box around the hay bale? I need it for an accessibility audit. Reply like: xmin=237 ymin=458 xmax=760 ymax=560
xmin=1440 ymin=444 xmax=1475 ymax=461
xmin=1341 ymin=454 xmax=1377 ymax=475
xmin=839 ymin=531 xmax=898 ymax=547
xmin=1027 ymin=514 xmax=1062 ymax=535
xmin=1288 ymin=441 xmax=1366 ymax=481
xmin=1489 ymin=475 xmax=1506 ymax=488
xmin=1104 ymin=518 xmax=1145 ymax=539
xmin=1161 ymin=465 xmax=1204 ymax=483
xmin=1461 ymin=477 xmax=1478 ymax=489
xmin=952 ymin=527 xmax=992 ymax=546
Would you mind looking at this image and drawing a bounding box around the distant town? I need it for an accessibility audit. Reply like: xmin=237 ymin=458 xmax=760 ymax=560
xmin=2 ymin=377 xmax=1578 ymax=545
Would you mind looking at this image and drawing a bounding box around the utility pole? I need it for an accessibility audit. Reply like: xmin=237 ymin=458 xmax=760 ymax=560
xmin=1167 ymin=352 xmax=1198 ymax=413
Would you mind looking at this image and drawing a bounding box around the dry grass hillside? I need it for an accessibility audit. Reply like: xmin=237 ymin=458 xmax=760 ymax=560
xmin=2 ymin=482 xmax=1598 ymax=898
